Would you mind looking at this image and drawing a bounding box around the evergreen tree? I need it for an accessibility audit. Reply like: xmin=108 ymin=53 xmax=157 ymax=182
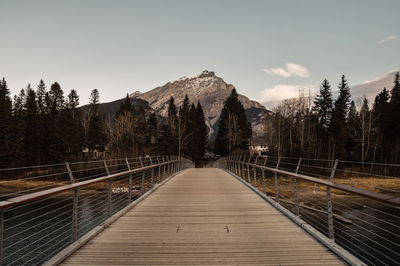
xmin=0 ymin=78 xmax=13 ymax=168
xmin=36 ymin=80 xmax=49 ymax=164
xmin=373 ymin=88 xmax=391 ymax=162
xmin=215 ymin=89 xmax=252 ymax=155
xmin=346 ymin=100 xmax=358 ymax=160
xmin=330 ymin=75 xmax=351 ymax=159
xmin=11 ymin=89 xmax=26 ymax=166
xmin=87 ymin=89 xmax=107 ymax=154
xmin=179 ymin=95 xmax=191 ymax=156
xmin=65 ymin=89 xmax=85 ymax=159
xmin=313 ymin=79 xmax=333 ymax=129
xmin=165 ymin=96 xmax=178 ymax=154
xmin=312 ymin=79 xmax=333 ymax=159
xmin=47 ymin=82 xmax=68 ymax=162
xmin=23 ymin=85 xmax=40 ymax=165
xmin=116 ymin=94 xmax=132 ymax=117
xmin=389 ymin=73 xmax=400 ymax=161
xmin=190 ymin=102 xmax=208 ymax=165
xmin=196 ymin=102 xmax=208 ymax=158
xmin=134 ymin=106 xmax=148 ymax=156
xmin=147 ymin=112 xmax=159 ymax=155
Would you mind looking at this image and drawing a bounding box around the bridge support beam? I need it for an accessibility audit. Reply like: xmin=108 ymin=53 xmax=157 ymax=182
xmin=72 ymin=189 xmax=79 ymax=241
xmin=274 ymin=158 xmax=281 ymax=203
xmin=293 ymin=158 xmax=302 ymax=216
xmin=327 ymin=160 xmax=338 ymax=240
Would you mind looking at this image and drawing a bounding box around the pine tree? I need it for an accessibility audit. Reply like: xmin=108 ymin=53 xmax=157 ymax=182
xmin=47 ymin=82 xmax=68 ymax=162
xmin=147 ymin=112 xmax=159 ymax=155
xmin=116 ymin=94 xmax=132 ymax=117
xmin=373 ymin=88 xmax=391 ymax=162
xmin=23 ymin=85 xmax=40 ymax=165
xmin=330 ymin=75 xmax=351 ymax=159
xmin=0 ymin=78 xmax=13 ymax=168
xmin=65 ymin=89 xmax=84 ymax=160
xmin=389 ymin=73 xmax=400 ymax=161
xmin=196 ymin=102 xmax=208 ymax=158
xmin=36 ymin=80 xmax=49 ymax=164
xmin=179 ymin=95 xmax=191 ymax=156
xmin=87 ymin=89 xmax=107 ymax=154
xmin=215 ymin=89 xmax=252 ymax=155
xmin=313 ymin=79 xmax=333 ymax=129
xmin=190 ymin=101 xmax=208 ymax=165
xmin=11 ymin=89 xmax=26 ymax=166
xmin=312 ymin=79 xmax=333 ymax=159
xmin=166 ymin=96 xmax=178 ymax=154
xmin=134 ymin=106 xmax=148 ymax=156
xmin=346 ymin=100 xmax=358 ymax=160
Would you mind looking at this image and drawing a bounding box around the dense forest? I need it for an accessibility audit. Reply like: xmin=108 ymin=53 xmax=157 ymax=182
xmin=264 ymin=73 xmax=400 ymax=164
xmin=1 ymin=72 xmax=399 ymax=168
xmin=0 ymin=79 xmax=208 ymax=168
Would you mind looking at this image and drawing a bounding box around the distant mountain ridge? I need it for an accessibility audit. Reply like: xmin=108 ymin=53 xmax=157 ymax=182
xmin=130 ymin=70 xmax=270 ymax=139
xmin=352 ymin=68 xmax=400 ymax=101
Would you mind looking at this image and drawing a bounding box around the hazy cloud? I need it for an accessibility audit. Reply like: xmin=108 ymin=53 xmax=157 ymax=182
xmin=378 ymin=35 xmax=400 ymax=44
xmin=260 ymin=84 xmax=303 ymax=103
xmin=263 ymin=67 xmax=291 ymax=77
xmin=263 ymin=63 xmax=310 ymax=78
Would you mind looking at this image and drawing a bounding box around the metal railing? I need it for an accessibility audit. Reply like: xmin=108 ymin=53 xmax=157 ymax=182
xmin=0 ymin=155 xmax=194 ymax=265
xmin=216 ymin=155 xmax=400 ymax=266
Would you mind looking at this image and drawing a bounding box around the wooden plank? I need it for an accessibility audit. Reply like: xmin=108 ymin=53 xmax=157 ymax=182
xmin=62 ymin=168 xmax=344 ymax=265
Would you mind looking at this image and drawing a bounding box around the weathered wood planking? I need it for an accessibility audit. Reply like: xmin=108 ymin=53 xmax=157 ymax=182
xmin=62 ymin=168 xmax=344 ymax=265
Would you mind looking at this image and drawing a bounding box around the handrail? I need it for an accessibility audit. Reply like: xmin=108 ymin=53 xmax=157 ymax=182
xmin=0 ymin=158 xmax=187 ymax=211
xmin=218 ymin=156 xmax=400 ymax=265
xmin=0 ymin=155 xmax=194 ymax=265
xmin=229 ymin=159 xmax=400 ymax=207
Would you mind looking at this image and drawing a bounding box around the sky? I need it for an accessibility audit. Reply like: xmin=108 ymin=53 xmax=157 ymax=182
xmin=1 ymin=0 xmax=399 ymax=108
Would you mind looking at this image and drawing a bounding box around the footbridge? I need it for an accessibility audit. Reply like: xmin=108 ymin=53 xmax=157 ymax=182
xmin=0 ymin=155 xmax=399 ymax=265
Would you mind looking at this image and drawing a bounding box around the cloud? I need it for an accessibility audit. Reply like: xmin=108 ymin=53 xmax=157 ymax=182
xmin=263 ymin=67 xmax=291 ymax=77
xmin=260 ymin=84 xmax=303 ymax=103
xmin=286 ymin=63 xmax=311 ymax=78
xmin=263 ymin=63 xmax=310 ymax=78
xmin=378 ymin=35 xmax=400 ymax=44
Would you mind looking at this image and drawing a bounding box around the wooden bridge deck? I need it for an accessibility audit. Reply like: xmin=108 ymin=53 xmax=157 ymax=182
xmin=62 ymin=168 xmax=344 ymax=265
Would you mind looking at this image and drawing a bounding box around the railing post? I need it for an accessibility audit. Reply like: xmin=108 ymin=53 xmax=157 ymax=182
xmin=262 ymin=156 xmax=268 ymax=194
xmin=247 ymin=156 xmax=251 ymax=183
xmin=0 ymin=210 xmax=3 ymax=266
xmin=241 ymin=156 xmax=245 ymax=178
xmin=236 ymin=156 xmax=241 ymax=175
xmin=72 ymin=188 xmax=79 ymax=241
xmin=163 ymin=156 xmax=166 ymax=180
xmin=274 ymin=157 xmax=281 ymax=203
xmin=139 ymin=157 xmax=145 ymax=195
xmin=103 ymin=160 xmax=110 ymax=176
xmin=327 ymin=159 xmax=338 ymax=241
xmin=254 ymin=155 xmax=259 ymax=186
xmin=293 ymin=158 xmax=302 ymax=216
xmin=107 ymin=179 xmax=112 ymax=217
xmin=125 ymin=158 xmax=132 ymax=201
xmin=65 ymin=162 xmax=75 ymax=183
xmin=150 ymin=157 xmax=154 ymax=188
xmin=157 ymin=157 xmax=161 ymax=184
xmin=103 ymin=160 xmax=112 ymax=217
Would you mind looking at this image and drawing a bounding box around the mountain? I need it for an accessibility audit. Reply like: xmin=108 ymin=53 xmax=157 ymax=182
xmin=81 ymin=70 xmax=270 ymax=139
xmin=130 ymin=71 xmax=270 ymax=139
xmin=352 ymin=68 xmax=400 ymax=101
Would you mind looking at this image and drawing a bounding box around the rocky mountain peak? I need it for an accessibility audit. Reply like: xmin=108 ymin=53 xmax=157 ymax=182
xmin=131 ymin=70 xmax=269 ymax=139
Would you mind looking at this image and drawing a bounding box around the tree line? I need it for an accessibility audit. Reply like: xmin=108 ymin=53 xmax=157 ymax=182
xmin=0 ymin=78 xmax=210 ymax=168
xmin=264 ymin=73 xmax=400 ymax=164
